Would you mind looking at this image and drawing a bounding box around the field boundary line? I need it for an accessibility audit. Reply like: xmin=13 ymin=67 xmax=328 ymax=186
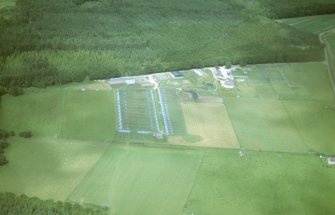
xmin=65 ymin=142 xmax=112 ymax=201
xmin=320 ymin=32 xmax=335 ymax=95
xmin=57 ymin=89 xmax=68 ymax=138
xmin=181 ymin=150 xmax=205 ymax=213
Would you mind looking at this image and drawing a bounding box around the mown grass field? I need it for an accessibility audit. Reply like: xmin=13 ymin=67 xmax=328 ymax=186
xmin=0 ymin=137 xmax=109 ymax=201
xmin=68 ymin=144 xmax=203 ymax=215
xmin=0 ymin=85 xmax=116 ymax=141
xmin=225 ymin=62 xmax=335 ymax=154
xmin=61 ymin=89 xmax=115 ymax=141
xmin=185 ymin=149 xmax=335 ymax=215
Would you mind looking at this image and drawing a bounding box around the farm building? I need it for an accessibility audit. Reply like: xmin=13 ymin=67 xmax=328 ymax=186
xmin=171 ymin=71 xmax=184 ymax=78
xmin=194 ymin=69 xmax=205 ymax=76
xmin=328 ymin=157 xmax=335 ymax=165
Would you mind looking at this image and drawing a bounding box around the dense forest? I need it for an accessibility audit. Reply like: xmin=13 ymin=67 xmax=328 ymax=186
xmin=0 ymin=0 xmax=334 ymax=93
xmin=0 ymin=192 xmax=109 ymax=215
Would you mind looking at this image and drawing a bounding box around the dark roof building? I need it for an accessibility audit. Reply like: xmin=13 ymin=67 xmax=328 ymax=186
xmin=171 ymin=71 xmax=184 ymax=78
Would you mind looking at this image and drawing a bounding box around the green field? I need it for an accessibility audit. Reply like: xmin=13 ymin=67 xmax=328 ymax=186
xmin=1 ymin=58 xmax=335 ymax=214
xmin=61 ymin=89 xmax=115 ymax=141
xmin=225 ymin=62 xmax=335 ymax=154
xmin=185 ymin=149 xmax=335 ymax=215
xmin=68 ymin=144 xmax=203 ymax=215
xmin=0 ymin=137 xmax=109 ymax=200
xmin=0 ymin=85 xmax=116 ymax=141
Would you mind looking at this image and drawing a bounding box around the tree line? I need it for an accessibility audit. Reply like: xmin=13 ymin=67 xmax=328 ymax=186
xmin=0 ymin=192 xmax=109 ymax=215
xmin=0 ymin=129 xmax=33 ymax=166
xmin=0 ymin=0 xmax=333 ymax=95
xmin=0 ymin=130 xmax=12 ymax=166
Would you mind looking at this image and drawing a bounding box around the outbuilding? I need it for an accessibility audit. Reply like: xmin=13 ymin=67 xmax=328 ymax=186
xmin=171 ymin=71 xmax=184 ymax=78
xmin=327 ymin=157 xmax=335 ymax=166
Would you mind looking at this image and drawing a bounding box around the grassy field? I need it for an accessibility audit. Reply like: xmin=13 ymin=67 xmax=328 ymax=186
xmin=225 ymin=62 xmax=335 ymax=154
xmin=185 ymin=149 xmax=335 ymax=215
xmin=1 ymin=59 xmax=335 ymax=214
xmin=0 ymin=88 xmax=63 ymax=137
xmin=224 ymin=97 xmax=307 ymax=153
xmin=61 ymin=89 xmax=115 ymax=141
xmin=0 ymin=84 xmax=116 ymax=141
xmin=180 ymin=103 xmax=239 ymax=148
xmin=68 ymin=144 xmax=203 ymax=215
xmin=280 ymin=14 xmax=335 ymax=34
xmin=0 ymin=137 xmax=109 ymax=201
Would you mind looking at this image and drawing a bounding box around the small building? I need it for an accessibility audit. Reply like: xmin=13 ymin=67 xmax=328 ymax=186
xmin=171 ymin=71 xmax=184 ymax=78
xmin=193 ymin=69 xmax=204 ymax=77
xmin=153 ymin=132 xmax=164 ymax=139
xmin=125 ymin=79 xmax=136 ymax=85
xmin=327 ymin=157 xmax=335 ymax=165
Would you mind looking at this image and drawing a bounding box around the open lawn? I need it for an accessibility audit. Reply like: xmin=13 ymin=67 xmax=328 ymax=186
xmin=180 ymin=102 xmax=239 ymax=149
xmin=0 ymin=137 xmax=109 ymax=201
xmin=68 ymin=144 xmax=203 ymax=215
xmin=185 ymin=149 xmax=335 ymax=215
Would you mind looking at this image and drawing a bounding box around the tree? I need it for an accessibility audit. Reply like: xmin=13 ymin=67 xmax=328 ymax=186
xmin=0 ymin=154 xmax=8 ymax=165
xmin=19 ymin=131 xmax=32 ymax=138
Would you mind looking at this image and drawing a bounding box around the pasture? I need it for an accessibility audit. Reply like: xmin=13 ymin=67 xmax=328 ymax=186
xmin=225 ymin=62 xmax=335 ymax=154
xmin=185 ymin=149 xmax=335 ymax=215
xmin=0 ymin=137 xmax=109 ymax=201
xmin=68 ymin=144 xmax=203 ymax=215
xmin=0 ymin=84 xmax=116 ymax=141
xmin=1 ymin=59 xmax=335 ymax=215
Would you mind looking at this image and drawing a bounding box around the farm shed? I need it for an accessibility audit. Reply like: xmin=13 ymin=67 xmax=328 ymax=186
xmin=328 ymin=157 xmax=335 ymax=165
xmin=171 ymin=71 xmax=184 ymax=78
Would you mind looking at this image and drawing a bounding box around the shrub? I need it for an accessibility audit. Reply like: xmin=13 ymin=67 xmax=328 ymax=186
xmin=19 ymin=131 xmax=32 ymax=138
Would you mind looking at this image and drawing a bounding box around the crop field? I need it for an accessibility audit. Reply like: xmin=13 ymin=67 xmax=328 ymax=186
xmin=185 ymin=149 xmax=335 ymax=215
xmin=280 ymin=14 xmax=335 ymax=34
xmin=181 ymin=103 xmax=239 ymax=148
xmin=68 ymin=144 xmax=203 ymax=215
